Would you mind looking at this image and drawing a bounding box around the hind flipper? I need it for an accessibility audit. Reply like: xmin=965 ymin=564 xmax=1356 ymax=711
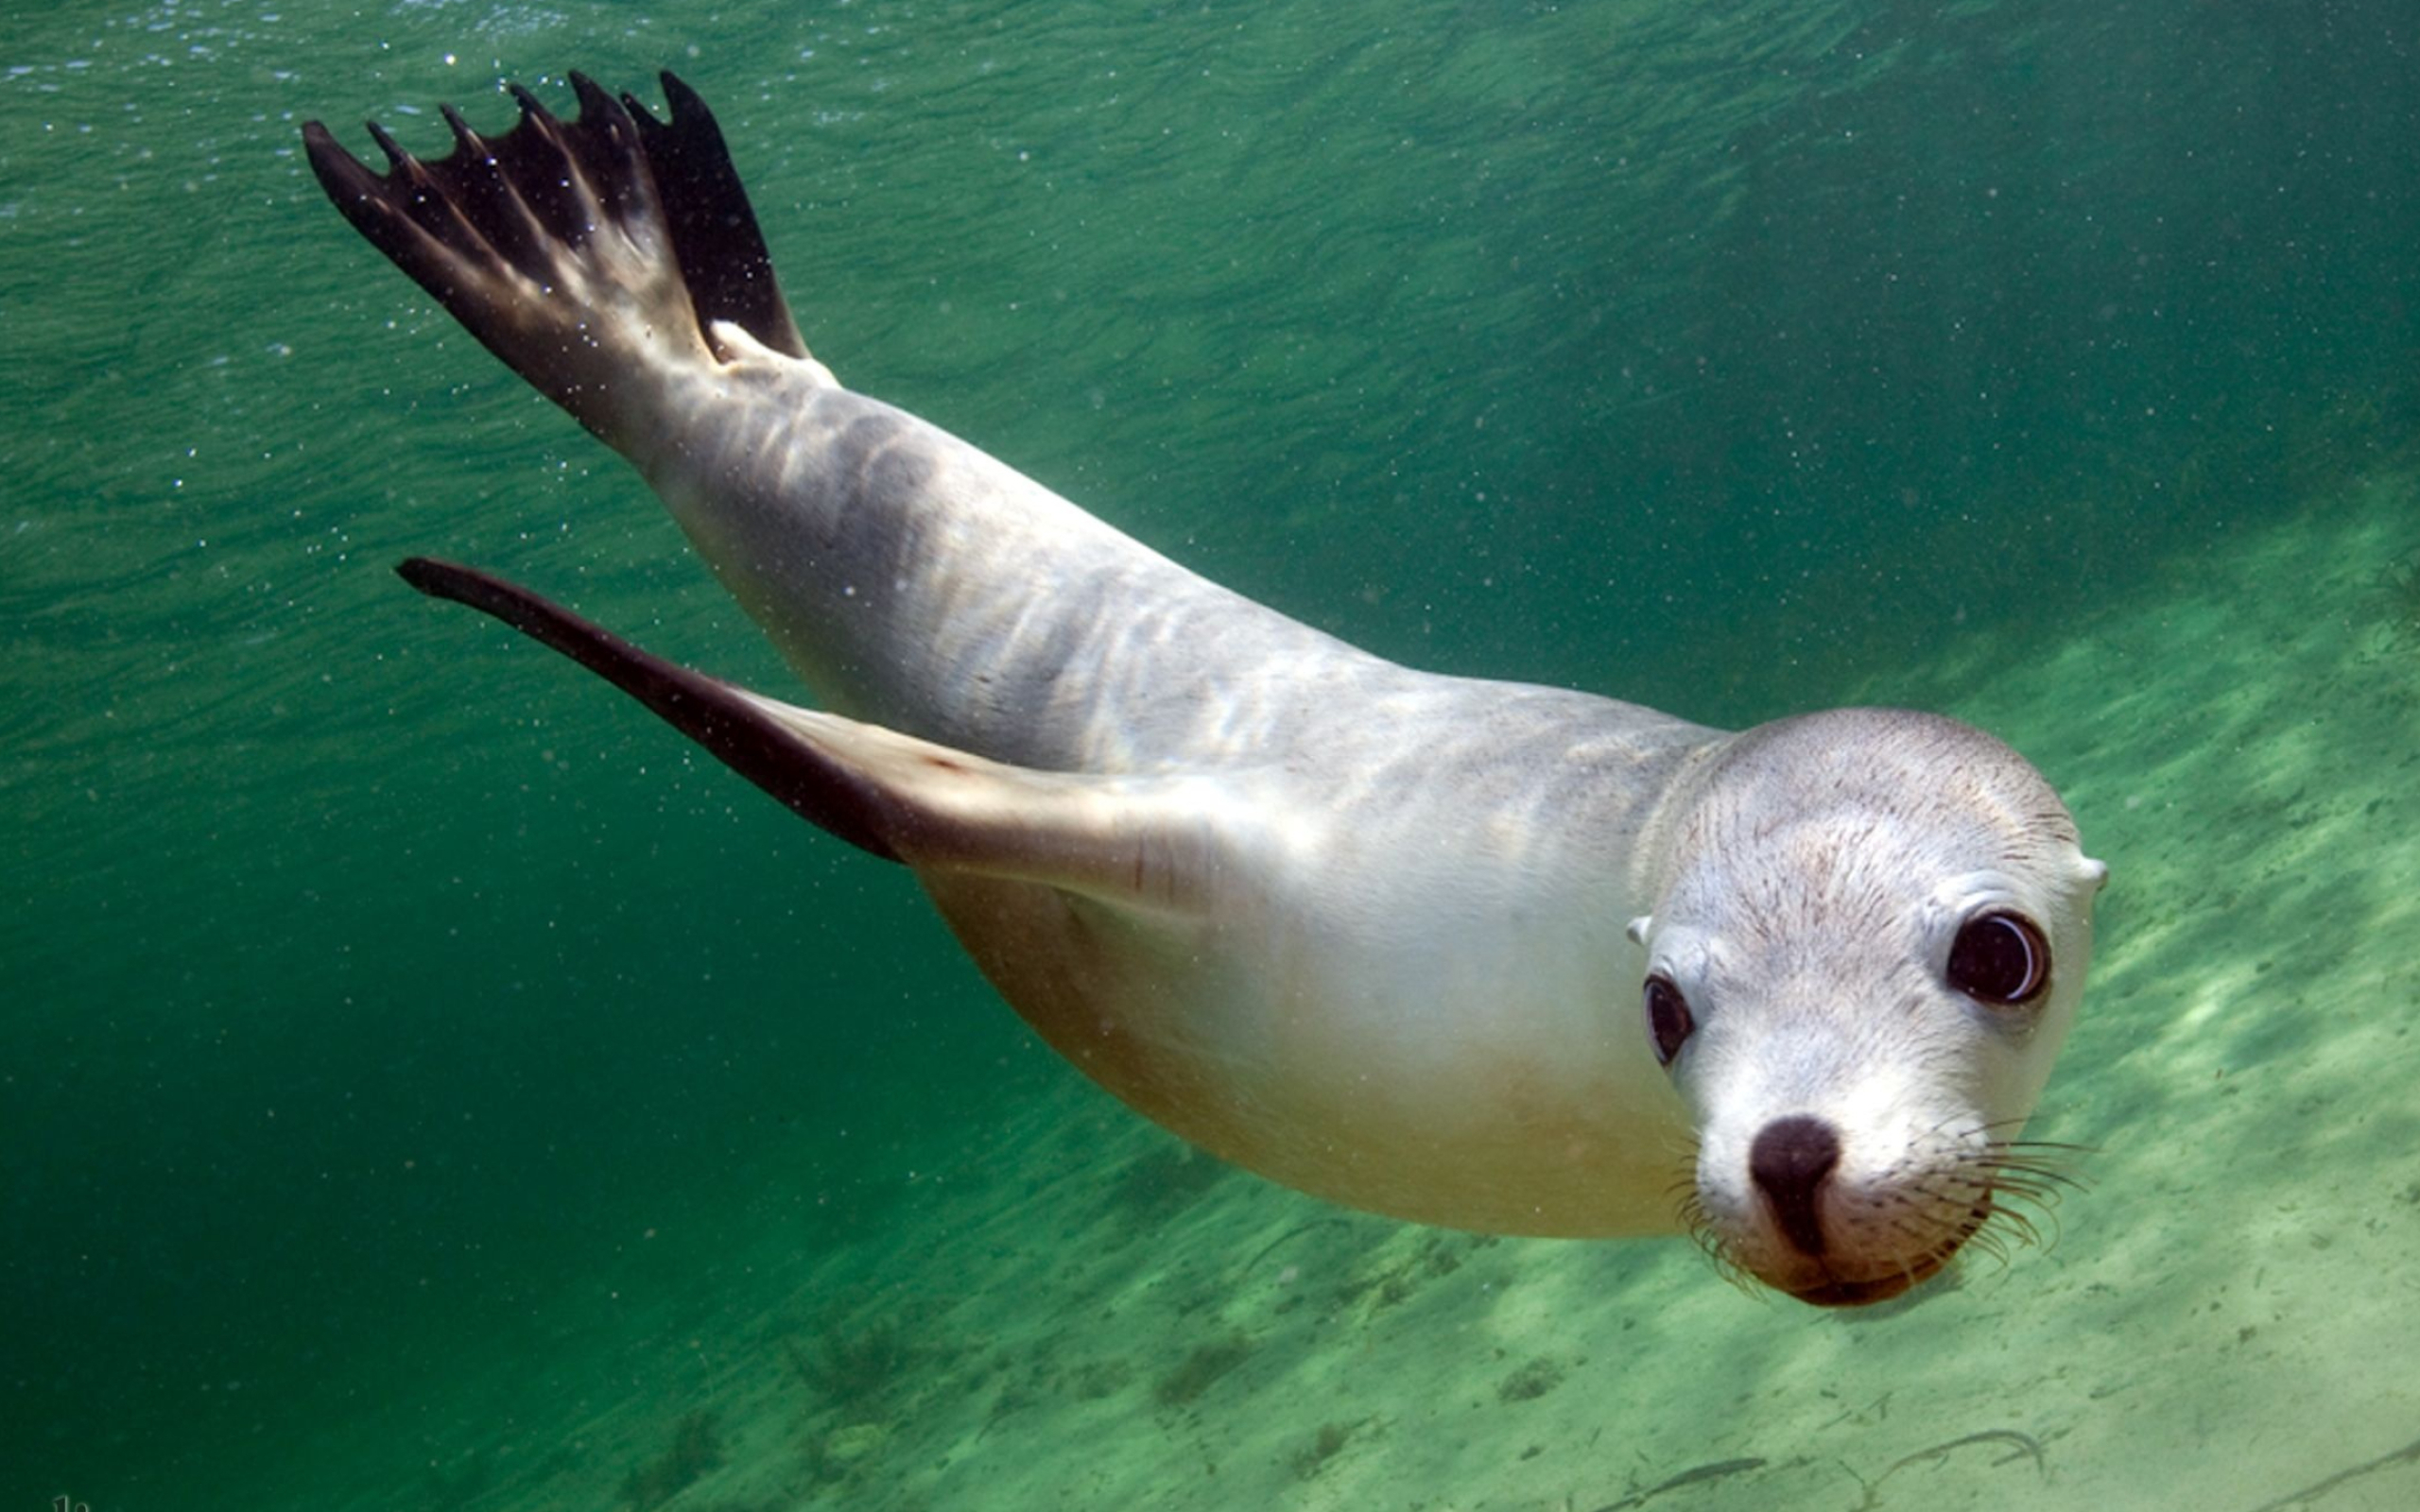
xmin=302 ymin=73 xmax=805 ymax=446
xmin=619 ymin=72 xmax=806 ymax=360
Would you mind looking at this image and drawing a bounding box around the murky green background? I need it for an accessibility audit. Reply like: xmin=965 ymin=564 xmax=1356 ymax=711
xmin=4 ymin=1 xmax=2412 ymax=1507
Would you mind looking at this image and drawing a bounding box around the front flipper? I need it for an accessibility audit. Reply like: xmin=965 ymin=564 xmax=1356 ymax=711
xmin=397 ymin=558 xmax=1224 ymax=913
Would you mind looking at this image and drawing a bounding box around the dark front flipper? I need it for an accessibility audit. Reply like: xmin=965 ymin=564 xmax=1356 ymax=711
xmin=397 ymin=558 xmax=1223 ymax=916
xmin=398 ymin=558 xmax=901 ymax=862
xmin=302 ymin=73 xmax=804 ymax=440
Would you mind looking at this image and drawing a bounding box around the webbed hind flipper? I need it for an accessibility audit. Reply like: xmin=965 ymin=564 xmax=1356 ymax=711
xmin=302 ymin=73 xmax=805 ymax=444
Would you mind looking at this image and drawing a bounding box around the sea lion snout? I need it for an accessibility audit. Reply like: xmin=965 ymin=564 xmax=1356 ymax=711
xmin=1693 ymin=1090 xmax=2011 ymax=1307
xmin=1694 ymin=1116 xmax=1968 ymax=1305
xmin=1731 ymin=1112 xmax=1985 ymax=1306
xmin=1748 ymin=1114 xmax=1843 ymax=1257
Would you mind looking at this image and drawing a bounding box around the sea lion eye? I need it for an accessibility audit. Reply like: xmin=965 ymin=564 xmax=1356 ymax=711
xmin=1946 ymin=911 xmax=2049 ymax=1005
xmin=1644 ymin=974 xmax=1695 ymax=1065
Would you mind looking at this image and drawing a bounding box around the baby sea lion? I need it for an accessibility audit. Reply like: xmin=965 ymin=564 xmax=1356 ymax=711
xmin=302 ymin=72 xmax=2108 ymax=1306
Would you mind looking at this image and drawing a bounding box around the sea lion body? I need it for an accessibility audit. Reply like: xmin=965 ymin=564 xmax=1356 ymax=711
xmin=302 ymin=73 xmax=2106 ymax=1303
xmin=660 ymin=349 xmax=1721 ymax=1233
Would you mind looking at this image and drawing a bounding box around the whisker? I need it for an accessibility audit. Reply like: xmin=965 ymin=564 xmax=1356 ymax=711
xmin=1961 ymin=1224 xmax=2014 ymax=1269
xmin=1982 ymin=1141 xmax=2096 ymax=1183
xmin=1988 ymin=1204 xmax=2045 ymax=1251
xmin=1675 ymin=1190 xmax=1762 ymax=1297
xmin=1958 ymin=1149 xmax=2071 ymax=1259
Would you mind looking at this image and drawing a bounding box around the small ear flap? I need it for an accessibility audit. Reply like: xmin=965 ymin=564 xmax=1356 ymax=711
xmin=397 ymin=558 xmax=1225 ymax=913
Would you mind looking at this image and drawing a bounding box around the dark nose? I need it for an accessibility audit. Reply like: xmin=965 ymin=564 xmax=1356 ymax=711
xmin=1750 ymin=1115 xmax=1842 ymax=1258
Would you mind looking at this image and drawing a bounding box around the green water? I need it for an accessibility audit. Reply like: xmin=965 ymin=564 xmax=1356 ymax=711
xmin=4 ymin=2 xmax=2414 ymax=1509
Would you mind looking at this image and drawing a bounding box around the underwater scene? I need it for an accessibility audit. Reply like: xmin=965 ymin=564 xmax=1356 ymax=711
xmin=5 ymin=0 xmax=2417 ymax=1508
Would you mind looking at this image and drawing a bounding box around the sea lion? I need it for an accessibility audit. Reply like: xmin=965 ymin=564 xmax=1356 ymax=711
xmin=301 ymin=71 xmax=2108 ymax=1306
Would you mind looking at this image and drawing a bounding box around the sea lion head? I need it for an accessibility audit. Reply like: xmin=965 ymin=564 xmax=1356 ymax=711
xmin=1630 ymin=709 xmax=2107 ymax=1306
